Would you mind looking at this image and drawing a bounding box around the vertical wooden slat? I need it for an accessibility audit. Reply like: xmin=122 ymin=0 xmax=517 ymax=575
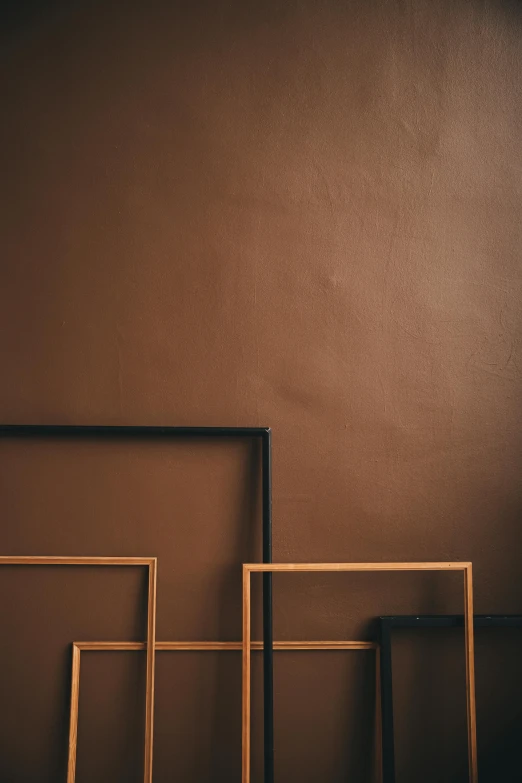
xmin=67 ymin=644 xmax=81 ymax=783
xmin=144 ymin=558 xmax=157 ymax=783
xmin=464 ymin=564 xmax=478 ymax=783
xmin=242 ymin=565 xmax=252 ymax=783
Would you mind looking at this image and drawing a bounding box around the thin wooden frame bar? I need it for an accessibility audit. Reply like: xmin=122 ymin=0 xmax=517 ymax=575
xmin=0 ymin=422 xmax=275 ymax=783
xmin=0 ymin=556 xmax=157 ymax=783
xmin=242 ymin=562 xmax=478 ymax=783
xmin=68 ymin=639 xmax=381 ymax=783
xmin=379 ymin=614 xmax=522 ymax=783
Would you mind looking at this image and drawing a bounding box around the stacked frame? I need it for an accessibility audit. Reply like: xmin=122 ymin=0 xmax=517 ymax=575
xmin=242 ymin=562 xmax=478 ymax=783
xmin=68 ymin=639 xmax=382 ymax=783
xmin=0 ymin=556 xmax=157 ymax=783
xmin=379 ymin=613 xmax=522 ymax=783
xmin=0 ymin=424 xmax=274 ymax=782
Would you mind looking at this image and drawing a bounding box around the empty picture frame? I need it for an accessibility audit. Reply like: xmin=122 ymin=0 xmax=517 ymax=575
xmin=378 ymin=614 xmax=522 ymax=783
xmin=0 ymin=556 xmax=157 ymax=783
xmin=0 ymin=423 xmax=275 ymax=781
xmin=242 ymin=562 xmax=478 ymax=783
xmin=68 ymin=639 xmax=381 ymax=783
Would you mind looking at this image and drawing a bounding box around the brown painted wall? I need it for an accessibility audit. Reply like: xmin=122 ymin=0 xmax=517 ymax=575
xmin=1 ymin=1 xmax=522 ymax=781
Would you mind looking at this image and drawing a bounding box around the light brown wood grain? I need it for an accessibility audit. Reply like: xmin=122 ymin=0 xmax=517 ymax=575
xmin=144 ymin=557 xmax=157 ymax=783
xmin=242 ymin=562 xmax=252 ymax=783
xmin=242 ymin=562 xmax=478 ymax=783
xmin=245 ymin=562 xmax=470 ymax=572
xmin=464 ymin=563 xmax=478 ymax=783
xmin=67 ymin=644 xmax=81 ymax=783
xmin=73 ymin=640 xmax=378 ymax=651
xmin=0 ymin=556 xmax=157 ymax=783
xmin=0 ymin=556 xmax=155 ymax=566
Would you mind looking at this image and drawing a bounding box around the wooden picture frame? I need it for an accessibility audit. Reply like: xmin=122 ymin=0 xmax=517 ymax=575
xmin=68 ymin=639 xmax=381 ymax=783
xmin=0 ymin=556 xmax=157 ymax=783
xmin=242 ymin=562 xmax=478 ymax=783
xmin=379 ymin=614 xmax=522 ymax=783
xmin=0 ymin=423 xmax=276 ymax=780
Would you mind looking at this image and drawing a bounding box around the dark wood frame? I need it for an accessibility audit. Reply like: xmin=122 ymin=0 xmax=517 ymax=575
xmin=379 ymin=614 xmax=522 ymax=783
xmin=0 ymin=424 xmax=274 ymax=781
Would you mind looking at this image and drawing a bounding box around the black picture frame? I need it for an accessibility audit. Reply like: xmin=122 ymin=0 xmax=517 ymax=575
xmin=0 ymin=423 xmax=274 ymax=782
xmin=379 ymin=614 xmax=522 ymax=783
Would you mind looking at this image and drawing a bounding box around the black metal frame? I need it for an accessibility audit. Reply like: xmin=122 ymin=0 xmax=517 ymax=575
xmin=0 ymin=423 xmax=275 ymax=783
xmin=379 ymin=614 xmax=522 ymax=783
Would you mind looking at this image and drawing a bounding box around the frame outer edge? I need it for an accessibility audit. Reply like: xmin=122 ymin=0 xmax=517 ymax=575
xmin=67 ymin=644 xmax=81 ymax=783
xmin=242 ymin=565 xmax=251 ymax=783
xmin=144 ymin=559 xmax=157 ymax=783
xmin=464 ymin=564 xmax=478 ymax=783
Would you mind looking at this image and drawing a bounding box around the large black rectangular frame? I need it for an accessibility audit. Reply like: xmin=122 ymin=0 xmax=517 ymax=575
xmin=0 ymin=423 xmax=275 ymax=783
xmin=379 ymin=613 xmax=522 ymax=783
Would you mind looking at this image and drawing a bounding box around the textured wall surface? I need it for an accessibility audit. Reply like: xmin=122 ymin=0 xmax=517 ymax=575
xmin=1 ymin=1 xmax=521 ymax=781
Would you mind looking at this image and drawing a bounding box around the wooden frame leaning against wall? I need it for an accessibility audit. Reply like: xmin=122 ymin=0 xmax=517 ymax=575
xmin=379 ymin=613 xmax=522 ymax=783
xmin=0 ymin=423 xmax=275 ymax=781
xmin=68 ymin=638 xmax=382 ymax=783
xmin=0 ymin=556 xmax=157 ymax=783
xmin=241 ymin=562 xmax=478 ymax=783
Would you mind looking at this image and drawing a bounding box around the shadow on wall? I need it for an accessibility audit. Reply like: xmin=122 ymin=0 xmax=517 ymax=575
xmin=446 ymin=717 xmax=522 ymax=783
xmin=1 ymin=0 xmax=72 ymax=44
xmin=478 ymin=716 xmax=522 ymax=783
xmin=4 ymin=0 xmax=521 ymax=49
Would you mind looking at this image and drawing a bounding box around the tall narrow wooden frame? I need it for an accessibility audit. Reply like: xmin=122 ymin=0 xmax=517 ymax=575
xmin=0 ymin=556 xmax=157 ymax=783
xmin=68 ymin=639 xmax=381 ymax=783
xmin=0 ymin=423 xmax=275 ymax=782
xmin=242 ymin=562 xmax=477 ymax=783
